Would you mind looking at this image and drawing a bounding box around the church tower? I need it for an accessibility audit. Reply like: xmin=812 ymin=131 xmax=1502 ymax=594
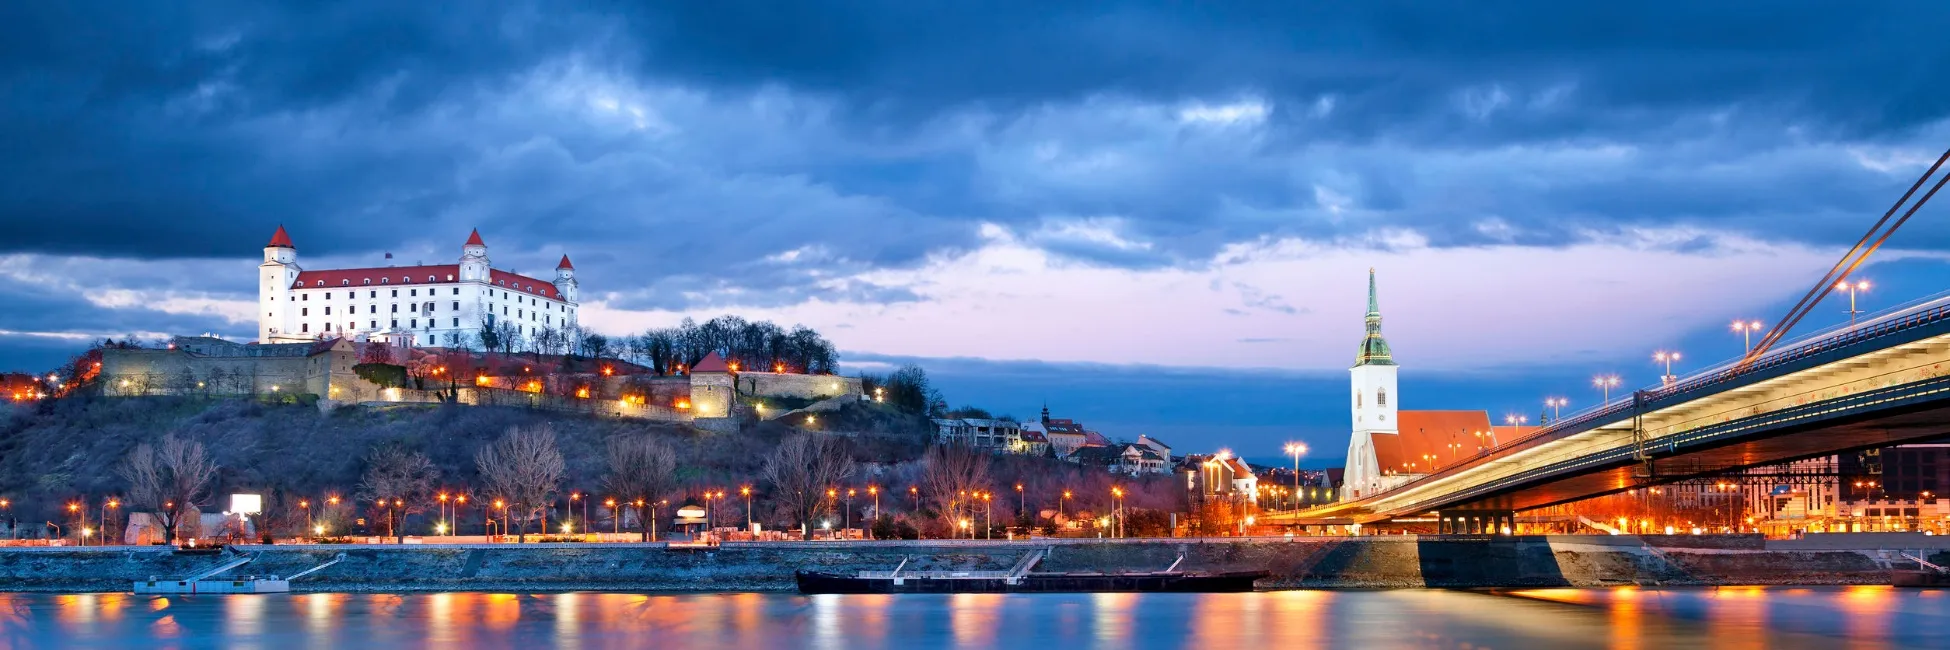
xmin=459 ymin=229 xmax=490 ymax=282
xmin=258 ymin=225 xmax=300 ymax=342
xmin=1343 ymin=268 xmax=1399 ymax=499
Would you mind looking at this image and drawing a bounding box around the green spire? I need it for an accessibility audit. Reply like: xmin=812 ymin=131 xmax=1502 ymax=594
xmin=1355 ymin=268 xmax=1396 ymax=366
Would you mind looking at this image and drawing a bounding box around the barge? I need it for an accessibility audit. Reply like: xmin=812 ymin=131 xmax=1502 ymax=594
xmin=796 ymin=550 xmax=1266 ymax=594
xmin=134 ymin=550 xmax=345 ymax=595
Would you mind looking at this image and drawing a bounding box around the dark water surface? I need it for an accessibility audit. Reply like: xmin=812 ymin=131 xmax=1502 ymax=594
xmin=3 ymin=586 xmax=1948 ymax=649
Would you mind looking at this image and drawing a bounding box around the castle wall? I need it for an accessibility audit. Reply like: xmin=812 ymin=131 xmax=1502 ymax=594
xmin=101 ymin=345 xmax=374 ymax=410
xmin=728 ymin=372 xmax=862 ymax=400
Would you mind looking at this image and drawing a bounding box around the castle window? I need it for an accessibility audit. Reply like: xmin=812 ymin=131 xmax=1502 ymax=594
xmin=498 ymin=280 xmax=506 ymax=286
xmin=452 ymin=301 xmax=459 ymax=311
xmin=391 ymin=304 xmax=398 ymax=313
xmin=411 ymin=319 xmax=418 ymax=328
xmin=446 ymin=275 xmax=453 ymax=281
xmin=301 ymin=323 xmax=309 ymax=332
xmin=302 ymin=294 xmax=308 ymax=301
xmin=371 ymin=321 xmax=377 ymax=329
xmin=391 ymin=290 xmax=398 ymax=298
xmin=341 ymin=280 xmax=349 ymax=286
xmin=363 ymin=279 xmax=370 ymax=285
xmin=391 ymin=320 xmax=398 ymax=328
xmin=410 ymin=289 xmax=417 ymax=297
xmin=452 ymin=288 xmax=459 ymax=295
xmin=381 ymin=278 xmax=389 ymax=284
xmin=369 ymin=291 xmax=376 ymax=298
xmin=315 ymin=281 xmax=323 ymax=287
xmin=452 ymin=318 xmax=459 ymax=327
xmin=324 ymin=306 xmax=331 ymax=315
xmin=1377 ymin=388 xmax=1387 ymax=406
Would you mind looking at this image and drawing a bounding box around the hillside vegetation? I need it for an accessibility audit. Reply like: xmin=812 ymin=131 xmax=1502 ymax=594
xmin=0 ymin=396 xmax=931 ymax=526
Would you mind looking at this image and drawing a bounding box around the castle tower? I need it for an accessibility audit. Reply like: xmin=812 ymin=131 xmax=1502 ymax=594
xmin=258 ymin=225 xmax=301 ymax=342
xmin=459 ymin=229 xmax=489 ymax=282
xmin=554 ymin=254 xmax=579 ymax=305
xmin=1343 ymin=268 xmax=1399 ymax=499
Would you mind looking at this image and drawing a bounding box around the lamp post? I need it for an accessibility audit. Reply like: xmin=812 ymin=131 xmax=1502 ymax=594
xmin=1731 ymin=320 xmax=1765 ymax=353
xmin=741 ymin=486 xmax=753 ymax=533
xmin=1015 ymin=484 xmax=1024 ymax=526
xmin=1284 ymin=443 xmax=1307 ymax=510
xmin=845 ymin=489 xmax=856 ymax=536
xmin=1111 ymin=487 xmax=1124 ymax=538
xmin=1544 ymin=397 xmax=1567 ymax=422
xmin=1653 ymin=351 xmax=1682 ymax=386
xmin=605 ymin=498 xmax=618 ymax=535
xmin=66 ymin=503 xmax=80 ymax=545
xmin=867 ymin=486 xmax=879 ymax=538
xmin=1504 ymin=414 xmax=1528 ymax=434
xmin=1836 ymin=279 xmax=1871 ymax=326
xmin=103 ymin=498 xmax=118 ymax=546
xmin=1060 ymin=490 xmax=1071 ymax=529
xmin=1594 ymin=375 xmax=1621 ymax=406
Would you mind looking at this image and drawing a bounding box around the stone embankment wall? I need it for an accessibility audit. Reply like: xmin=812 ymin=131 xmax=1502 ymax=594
xmin=4 ymin=535 xmax=1947 ymax=593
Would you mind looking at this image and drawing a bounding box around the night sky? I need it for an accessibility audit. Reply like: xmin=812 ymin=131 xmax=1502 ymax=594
xmin=4 ymin=2 xmax=1950 ymax=463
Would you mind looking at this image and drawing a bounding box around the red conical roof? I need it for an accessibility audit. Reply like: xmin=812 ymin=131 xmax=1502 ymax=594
xmin=267 ymin=225 xmax=295 ymax=248
xmin=557 ymin=254 xmax=574 ymax=270
xmin=465 ymin=229 xmax=485 ymax=246
xmin=691 ymin=351 xmax=730 ymax=373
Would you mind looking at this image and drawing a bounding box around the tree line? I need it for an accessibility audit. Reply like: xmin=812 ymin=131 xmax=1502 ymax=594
xmin=467 ymin=315 xmax=839 ymax=376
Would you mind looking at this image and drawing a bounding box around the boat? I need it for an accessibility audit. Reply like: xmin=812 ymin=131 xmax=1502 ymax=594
xmin=795 ymin=550 xmax=1267 ymax=594
xmin=1889 ymin=552 xmax=1950 ymax=588
xmin=134 ymin=550 xmax=345 ymax=595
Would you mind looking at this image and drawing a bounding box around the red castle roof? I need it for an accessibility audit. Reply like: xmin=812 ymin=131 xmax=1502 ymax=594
xmin=267 ymin=225 xmax=295 ymax=248
xmin=691 ymin=351 xmax=730 ymax=373
xmin=557 ymin=254 xmax=574 ymax=270
xmin=465 ymin=229 xmax=485 ymax=246
xmin=291 ymin=264 xmax=563 ymax=300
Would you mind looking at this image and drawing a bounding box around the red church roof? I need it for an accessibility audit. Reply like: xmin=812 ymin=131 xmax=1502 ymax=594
xmin=465 ymin=229 xmax=485 ymax=246
xmin=557 ymin=254 xmax=574 ymax=270
xmin=267 ymin=225 xmax=295 ymax=248
xmin=691 ymin=351 xmax=730 ymax=373
xmin=1372 ymin=410 xmax=1498 ymax=476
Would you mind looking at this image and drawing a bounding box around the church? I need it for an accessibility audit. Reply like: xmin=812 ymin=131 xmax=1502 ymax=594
xmin=257 ymin=226 xmax=581 ymax=348
xmin=1341 ymin=270 xmax=1534 ymax=500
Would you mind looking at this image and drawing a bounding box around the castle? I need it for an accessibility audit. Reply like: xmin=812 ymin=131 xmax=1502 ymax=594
xmin=1341 ymin=270 xmax=1533 ymax=500
xmin=258 ymin=226 xmax=579 ymax=348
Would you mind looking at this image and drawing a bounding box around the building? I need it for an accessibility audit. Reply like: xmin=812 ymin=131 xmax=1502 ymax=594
xmin=932 ymin=417 xmax=1025 ymax=450
xmin=1035 ymin=407 xmax=1091 ymax=457
xmin=259 ymin=226 xmax=580 ymax=348
xmin=1075 ymin=443 xmax=1170 ymax=475
xmin=1135 ymin=435 xmax=1173 ymax=463
xmin=1340 ymin=270 xmax=1537 ymax=500
xmin=1180 ymin=452 xmax=1259 ymax=505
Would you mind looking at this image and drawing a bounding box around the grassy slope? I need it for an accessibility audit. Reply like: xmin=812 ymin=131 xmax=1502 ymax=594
xmin=0 ymin=396 xmax=934 ymax=524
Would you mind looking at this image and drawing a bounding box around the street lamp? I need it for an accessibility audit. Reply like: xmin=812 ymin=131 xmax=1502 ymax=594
xmin=605 ymin=498 xmax=619 ymax=535
xmin=1060 ymin=490 xmax=1071 ymax=528
xmin=1653 ymin=351 xmax=1682 ymax=386
xmin=1284 ymin=443 xmax=1307 ymax=510
xmin=1544 ymin=397 xmax=1567 ymax=422
xmin=740 ymin=486 xmax=753 ymax=532
xmin=1593 ymin=375 xmax=1621 ymax=406
xmin=1110 ymin=487 xmax=1124 ymax=539
xmin=103 ymin=498 xmax=119 ymax=545
xmin=1836 ymin=279 xmax=1871 ymax=326
xmin=1731 ymin=320 xmax=1766 ymax=353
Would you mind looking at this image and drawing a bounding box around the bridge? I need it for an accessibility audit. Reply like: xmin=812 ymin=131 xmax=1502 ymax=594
xmin=1267 ymin=294 xmax=1950 ymax=532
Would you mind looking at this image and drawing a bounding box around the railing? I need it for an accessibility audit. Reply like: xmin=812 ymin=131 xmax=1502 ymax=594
xmin=1362 ymin=298 xmax=1950 ymax=506
xmin=1393 ymin=374 xmax=1950 ymax=517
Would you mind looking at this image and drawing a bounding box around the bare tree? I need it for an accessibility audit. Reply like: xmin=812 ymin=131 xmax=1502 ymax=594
xmin=761 ymin=433 xmax=856 ymax=539
xmin=921 ymin=443 xmax=992 ymax=530
xmin=601 ymin=434 xmax=679 ymax=541
xmin=117 ymin=435 xmax=220 ymax=544
xmin=355 ymin=444 xmax=441 ymax=542
xmin=475 ymin=424 xmax=565 ymax=542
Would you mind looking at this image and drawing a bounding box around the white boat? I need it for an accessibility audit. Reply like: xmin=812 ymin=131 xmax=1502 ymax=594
xmin=134 ymin=551 xmax=344 ymax=595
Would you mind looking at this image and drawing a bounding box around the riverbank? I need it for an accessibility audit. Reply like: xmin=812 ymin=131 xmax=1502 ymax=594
xmin=3 ymin=534 xmax=1946 ymax=593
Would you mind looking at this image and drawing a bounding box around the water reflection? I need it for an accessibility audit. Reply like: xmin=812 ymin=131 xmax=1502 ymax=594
xmin=0 ymin=587 xmax=1946 ymax=649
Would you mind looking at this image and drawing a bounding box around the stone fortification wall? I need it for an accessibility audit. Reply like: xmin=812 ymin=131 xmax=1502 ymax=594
xmin=100 ymin=345 xmax=371 ymax=408
xmin=4 ymin=535 xmax=1945 ymax=593
xmin=732 ymin=372 xmax=862 ymax=401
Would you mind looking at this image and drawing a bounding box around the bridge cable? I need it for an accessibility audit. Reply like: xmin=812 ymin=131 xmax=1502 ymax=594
xmin=1739 ymin=144 xmax=1950 ymax=368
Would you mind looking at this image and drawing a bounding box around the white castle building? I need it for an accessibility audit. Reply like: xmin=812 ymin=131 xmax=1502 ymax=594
xmin=258 ymin=226 xmax=580 ymax=347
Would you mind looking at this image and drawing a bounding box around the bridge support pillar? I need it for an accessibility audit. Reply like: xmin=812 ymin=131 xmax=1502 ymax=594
xmin=1437 ymin=510 xmax=1516 ymax=535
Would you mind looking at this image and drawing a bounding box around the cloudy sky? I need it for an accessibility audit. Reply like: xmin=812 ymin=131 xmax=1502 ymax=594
xmin=5 ymin=2 xmax=1950 ymax=462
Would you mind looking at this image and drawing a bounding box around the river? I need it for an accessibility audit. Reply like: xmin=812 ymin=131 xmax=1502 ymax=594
xmin=3 ymin=587 xmax=1946 ymax=649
